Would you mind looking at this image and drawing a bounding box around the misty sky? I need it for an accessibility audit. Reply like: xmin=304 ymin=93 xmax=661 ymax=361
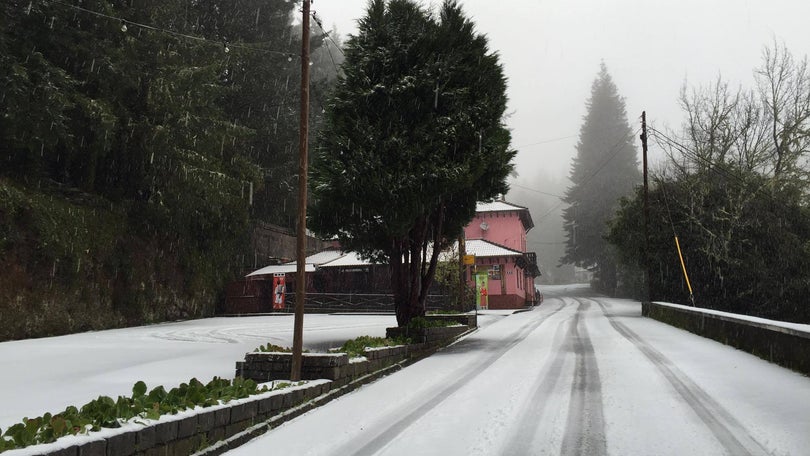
xmin=310 ymin=0 xmax=809 ymax=277
xmin=312 ymin=0 xmax=810 ymax=183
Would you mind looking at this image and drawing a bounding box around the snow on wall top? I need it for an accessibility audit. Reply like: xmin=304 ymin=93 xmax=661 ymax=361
xmin=653 ymin=301 xmax=810 ymax=337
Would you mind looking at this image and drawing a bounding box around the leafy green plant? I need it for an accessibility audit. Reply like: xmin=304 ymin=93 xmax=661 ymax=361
xmin=407 ymin=317 xmax=458 ymax=330
xmin=0 ymin=376 xmax=271 ymax=453
xmin=255 ymin=343 xmax=292 ymax=352
xmin=335 ymin=335 xmax=412 ymax=358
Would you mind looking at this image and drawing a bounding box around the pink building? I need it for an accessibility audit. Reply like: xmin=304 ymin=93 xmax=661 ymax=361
xmin=463 ymin=200 xmax=540 ymax=309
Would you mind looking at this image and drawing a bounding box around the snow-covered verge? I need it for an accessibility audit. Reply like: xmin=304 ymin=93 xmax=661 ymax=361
xmin=0 ymin=314 xmax=397 ymax=433
xmin=644 ymin=301 xmax=810 ymax=375
xmin=0 ymin=312 xmax=502 ymax=455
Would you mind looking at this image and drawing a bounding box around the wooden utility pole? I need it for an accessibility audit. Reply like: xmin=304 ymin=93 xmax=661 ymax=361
xmin=640 ymin=111 xmax=651 ymax=304
xmin=291 ymin=0 xmax=311 ymax=382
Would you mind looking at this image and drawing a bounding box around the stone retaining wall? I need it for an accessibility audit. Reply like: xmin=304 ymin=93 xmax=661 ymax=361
xmin=642 ymin=302 xmax=810 ymax=376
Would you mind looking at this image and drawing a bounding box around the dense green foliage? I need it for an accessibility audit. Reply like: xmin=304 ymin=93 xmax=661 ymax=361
xmin=608 ymin=170 xmax=810 ymax=323
xmin=308 ymin=0 xmax=515 ymax=326
xmin=0 ymin=1 xmax=338 ymax=339
xmin=0 ymin=376 xmax=283 ymax=452
xmin=561 ymin=63 xmax=641 ymax=294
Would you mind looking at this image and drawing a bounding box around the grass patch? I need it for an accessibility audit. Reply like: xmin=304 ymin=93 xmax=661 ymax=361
xmin=334 ymin=335 xmax=411 ymax=358
xmin=254 ymin=343 xmax=309 ymax=353
xmin=407 ymin=316 xmax=460 ymax=330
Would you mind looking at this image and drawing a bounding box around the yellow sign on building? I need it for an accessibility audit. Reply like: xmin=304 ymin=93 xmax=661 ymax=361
xmin=462 ymin=255 xmax=475 ymax=265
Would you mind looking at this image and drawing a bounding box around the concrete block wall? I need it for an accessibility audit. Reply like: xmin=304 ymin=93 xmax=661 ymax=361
xmin=236 ymin=344 xmax=426 ymax=386
xmin=385 ymin=325 xmax=469 ymax=344
xmin=237 ymin=322 xmax=474 ymax=385
xmin=642 ymin=302 xmax=810 ymax=376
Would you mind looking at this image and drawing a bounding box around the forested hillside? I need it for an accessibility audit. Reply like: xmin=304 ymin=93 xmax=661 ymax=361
xmin=0 ymin=0 xmax=339 ymax=340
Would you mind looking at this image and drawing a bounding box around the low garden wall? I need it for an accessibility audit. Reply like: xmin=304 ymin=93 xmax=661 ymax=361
xmin=384 ymin=324 xmax=470 ymax=344
xmin=237 ymin=324 xmax=473 ymax=385
xmin=642 ymin=301 xmax=810 ymax=376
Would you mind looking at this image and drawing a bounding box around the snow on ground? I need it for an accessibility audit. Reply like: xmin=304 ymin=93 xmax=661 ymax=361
xmin=0 ymin=311 xmax=509 ymax=433
xmin=0 ymin=314 xmax=394 ymax=431
xmin=226 ymin=289 xmax=810 ymax=456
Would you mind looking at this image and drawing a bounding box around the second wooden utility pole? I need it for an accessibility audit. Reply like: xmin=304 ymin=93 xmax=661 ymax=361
xmin=291 ymin=0 xmax=311 ymax=382
xmin=640 ymin=111 xmax=651 ymax=305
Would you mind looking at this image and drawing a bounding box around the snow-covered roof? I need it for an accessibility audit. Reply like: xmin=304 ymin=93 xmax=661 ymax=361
xmin=246 ymin=263 xmax=315 ymax=277
xmin=464 ymin=239 xmax=523 ymax=257
xmin=246 ymin=240 xmax=524 ymax=277
xmin=246 ymin=249 xmax=344 ymax=277
xmin=475 ymin=200 xmax=535 ymax=232
xmin=319 ymin=251 xmax=374 ymax=268
xmin=302 ymin=249 xmax=346 ymax=266
xmin=476 ymin=200 xmax=528 ymax=212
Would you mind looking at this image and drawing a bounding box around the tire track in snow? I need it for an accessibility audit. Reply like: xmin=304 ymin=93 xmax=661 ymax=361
xmin=559 ymin=298 xmax=607 ymax=456
xmin=340 ymin=301 xmax=568 ymax=456
xmin=589 ymin=298 xmax=769 ymax=456
xmin=501 ymin=309 xmax=575 ymax=455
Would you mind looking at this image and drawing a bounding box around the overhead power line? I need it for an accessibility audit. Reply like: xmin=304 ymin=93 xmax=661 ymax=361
xmin=509 ymin=183 xmax=564 ymax=200
xmin=50 ymin=0 xmax=298 ymax=59
xmin=533 ymin=128 xmax=640 ymax=225
xmin=516 ymin=134 xmax=577 ymax=149
xmin=311 ymin=12 xmax=346 ymax=58
xmin=647 ymin=125 xmax=795 ymax=215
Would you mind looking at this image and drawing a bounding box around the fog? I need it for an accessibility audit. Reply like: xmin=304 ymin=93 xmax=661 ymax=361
xmin=312 ymin=0 xmax=810 ymax=282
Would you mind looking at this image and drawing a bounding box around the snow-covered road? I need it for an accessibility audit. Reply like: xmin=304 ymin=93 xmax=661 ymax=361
xmin=227 ymin=286 xmax=810 ymax=456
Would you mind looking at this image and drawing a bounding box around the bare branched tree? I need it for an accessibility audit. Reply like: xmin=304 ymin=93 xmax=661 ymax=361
xmin=755 ymin=41 xmax=810 ymax=183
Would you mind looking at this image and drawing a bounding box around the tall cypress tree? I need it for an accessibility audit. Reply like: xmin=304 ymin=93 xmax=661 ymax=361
xmin=561 ymin=63 xmax=640 ymax=294
xmin=309 ymin=0 xmax=514 ymax=326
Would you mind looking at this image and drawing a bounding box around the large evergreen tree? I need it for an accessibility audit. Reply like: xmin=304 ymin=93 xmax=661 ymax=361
xmin=561 ymin=63 xmax=640 ymax=294
xmin=309 ymin=0 xmax=515 ymax=326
